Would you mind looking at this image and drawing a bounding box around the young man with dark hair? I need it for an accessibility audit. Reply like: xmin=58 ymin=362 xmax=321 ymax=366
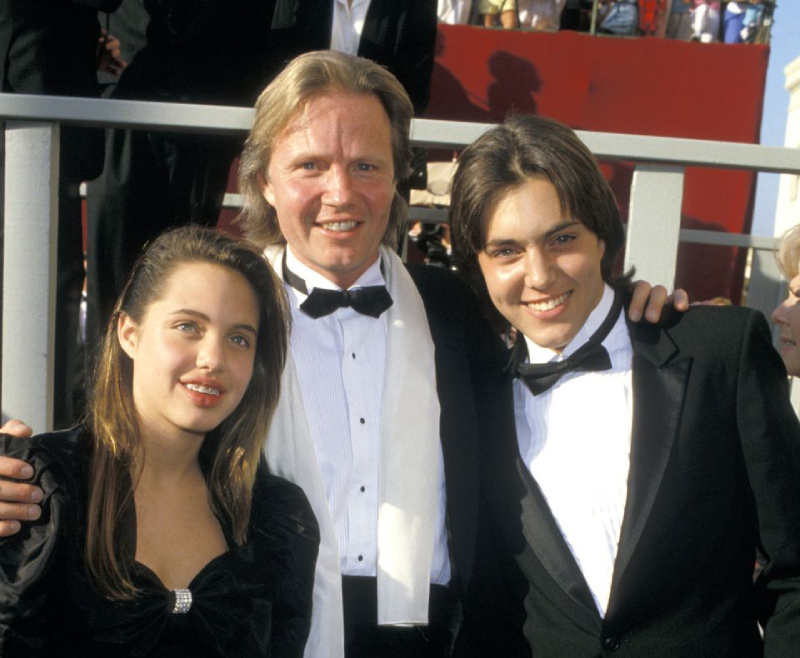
xmin=452 ymin=114 xmax=800 ymax=657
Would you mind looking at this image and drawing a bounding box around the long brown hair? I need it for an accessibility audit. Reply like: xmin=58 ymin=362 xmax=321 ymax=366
xmin=85 ymin=226 xmax=289 ymax=600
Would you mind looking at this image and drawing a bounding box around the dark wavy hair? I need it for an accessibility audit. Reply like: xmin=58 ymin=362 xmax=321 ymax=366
xmin=450 ymin=114 xmax=632 ymax=327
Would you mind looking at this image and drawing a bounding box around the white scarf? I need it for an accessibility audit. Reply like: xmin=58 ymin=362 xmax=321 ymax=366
xmin=263 ymin=245 xmax=441 ymax=658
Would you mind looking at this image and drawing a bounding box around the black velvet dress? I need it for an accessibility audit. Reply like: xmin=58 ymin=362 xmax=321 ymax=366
xmin=0 ymin=427 xmax=319 ymax=657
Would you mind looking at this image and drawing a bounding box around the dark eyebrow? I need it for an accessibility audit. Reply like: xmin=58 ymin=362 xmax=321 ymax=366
xmin=168 ymin=309 xmax=258 ymax=336
xmin=483 ymin=221 xmax=583 ymax=249
xmin=483 ymin=238 xmax=520 ymax=249
xmin=543 ymin=221 xmax=582 ymax=240
xmin=169 ymin=309 xmax=210 ymax=321
xmin=230 ymin=323 xmax=258 ymax=336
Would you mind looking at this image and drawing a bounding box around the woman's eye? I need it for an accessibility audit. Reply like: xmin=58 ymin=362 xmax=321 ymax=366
xmin=229 ymin=335 xmax=251 ymax=348
xmin=552 ymin=234 xmax=575 ymax=246
xmin=176 ymin=322 xmax=198 ymax=333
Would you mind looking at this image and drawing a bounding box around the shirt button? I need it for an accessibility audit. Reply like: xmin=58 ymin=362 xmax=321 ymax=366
xmin=603 ymin=636 xmax=621 ymax=652
xmin=360 ymin=486 xmax=366 ymax=492
xmin=359 ymin=418 xmax=365 ymax=424
xmin=358 ymin=555 xmax=363 ymax=562
xmin=352 ymin=352 xmax=356 ymax=359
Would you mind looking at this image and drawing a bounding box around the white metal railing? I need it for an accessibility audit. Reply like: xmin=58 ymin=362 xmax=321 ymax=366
xmin=3 ymin=93 xmax=800 ymax=431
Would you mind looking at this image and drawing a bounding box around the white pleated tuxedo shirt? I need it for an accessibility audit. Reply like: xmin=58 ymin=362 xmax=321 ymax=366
xmin=513 ymin=285 xmax=633 ymax=616
xmin=284 ymin=247 xmax=451 ymax=584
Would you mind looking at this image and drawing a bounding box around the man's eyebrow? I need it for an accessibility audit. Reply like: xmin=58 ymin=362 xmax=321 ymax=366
xmin=483 ymin=221 xmax=582 ymax=248
xmin=543 ymin=220 xmax=581 ymax=239
xmin=483 ymin=237 xmax=520 ymax=248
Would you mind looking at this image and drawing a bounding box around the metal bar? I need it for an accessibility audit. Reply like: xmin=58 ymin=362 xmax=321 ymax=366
xmin=2 ymin=122 xmax=59 ymax=432
xmin=412 ymin=120 xmax=800 ymax=174
xmin=679 ymin=229 xmax=776 ymax=250
xmin=579 ymin=131 xmax=800 ymax=174
xmin=3 ymin=95 xmax=800 ymax=174
xmin=0 ymin=93 xmax=254 ymax=135
xmin=624 ymin=164 xmax=685 ymax=289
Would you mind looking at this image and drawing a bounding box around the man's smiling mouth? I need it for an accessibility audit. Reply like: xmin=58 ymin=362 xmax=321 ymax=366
xmin=322 ymin=221 xmax=359 ymax=232
xmin=526 ymin=291 xmax=571 ymax=312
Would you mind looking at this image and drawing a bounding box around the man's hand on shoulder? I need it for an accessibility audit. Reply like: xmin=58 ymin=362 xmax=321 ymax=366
xmin=0 ymin=419 xmax=42 ymax=537
xmin=628 ymin=281 xmax=689 ymax=323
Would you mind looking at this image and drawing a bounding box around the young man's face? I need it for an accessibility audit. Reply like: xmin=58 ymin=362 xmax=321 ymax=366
xmin=261 ymin=92 xmax=396 ymax=289
xmin=477 ymin=175 xmax=606 ymax=353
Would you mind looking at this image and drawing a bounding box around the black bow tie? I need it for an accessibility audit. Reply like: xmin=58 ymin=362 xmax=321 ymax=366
xmin=283 ymin=254 xmax=393 ymax=319
xmin=512 ymin=290 xmax=623 ymax=396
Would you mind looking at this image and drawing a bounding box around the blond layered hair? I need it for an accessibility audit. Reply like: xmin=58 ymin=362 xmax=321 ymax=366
xmin=86 ymin=226 xmax=289 ymax=600
xmin=237 ymin=50 xmax=414 ymax=249
xmin=776 ymin=224 xmax=800 ymax=280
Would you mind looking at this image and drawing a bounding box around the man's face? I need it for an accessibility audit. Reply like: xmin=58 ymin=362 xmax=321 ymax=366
xmin=262 ymin=92 xmax=396 ymax=289
xmin=477 ymin=176 xmax=606 ymax=353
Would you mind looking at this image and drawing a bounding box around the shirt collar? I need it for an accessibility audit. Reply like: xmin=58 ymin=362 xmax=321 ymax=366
xmin=284 ymin=247 xmax=385 ymax=301
xmin=525 ymin=284 xmax=616 ymax=364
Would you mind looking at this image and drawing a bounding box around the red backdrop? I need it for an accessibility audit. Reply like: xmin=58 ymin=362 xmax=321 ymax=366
xmin=426 ymin=25 xmax=769 ymax=302
xmin=220 ymin=27 xmax=769 ymax=302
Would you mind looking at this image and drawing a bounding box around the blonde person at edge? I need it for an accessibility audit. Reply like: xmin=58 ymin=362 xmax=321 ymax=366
xmin=0 ymin=227 xmax=319 ymax=657
xmin=0 ymin=51 xmax=684 ymax=658
xmin=772 ymin=224 xmax=800 ymax=377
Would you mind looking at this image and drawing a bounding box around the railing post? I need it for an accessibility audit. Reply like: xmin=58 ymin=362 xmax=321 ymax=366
xmin=2 ymin=121 xmax=59 ymax=433
xmin=624 ymin=164 xmax=685 ymax=289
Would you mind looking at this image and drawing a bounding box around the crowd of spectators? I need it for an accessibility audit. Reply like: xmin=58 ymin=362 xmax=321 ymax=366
xmin=437 ymin=0 xmax=775 ymax=43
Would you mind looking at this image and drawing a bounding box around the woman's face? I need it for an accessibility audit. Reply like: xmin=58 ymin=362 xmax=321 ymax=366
xmin=772 ymin=271 xmax=800 ymax=377
xmin=118 ymin=262 xmax=260 ymax=444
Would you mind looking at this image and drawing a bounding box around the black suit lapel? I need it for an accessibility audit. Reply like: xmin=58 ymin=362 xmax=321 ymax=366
xmin=607 ymin=321 xmax=691 ymax=616
xmin=484 ymin=374 xmax=600 ymax=632
xmin=514 ymin=458 xmax=602 ymax=624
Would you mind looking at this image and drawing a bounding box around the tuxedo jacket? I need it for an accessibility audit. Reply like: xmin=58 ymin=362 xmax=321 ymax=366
xmin=271 ymin=0 xmax=438 ymax=114
xmin=407 ymin=264 xmax=504 ymax=609
xmin=462 ymin=304 xmax=800 ymax=657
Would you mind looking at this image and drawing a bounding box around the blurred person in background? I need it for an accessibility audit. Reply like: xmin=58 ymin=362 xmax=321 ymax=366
xmin=0 ymin=0 xmax=124 ymax=429
xmin=772 ymin=224 xmax=800 ymax=377
xmin=479 ymin=0 xmax=520 ymax=27
xmin=84 ymin=0 xmax=280 ymax=390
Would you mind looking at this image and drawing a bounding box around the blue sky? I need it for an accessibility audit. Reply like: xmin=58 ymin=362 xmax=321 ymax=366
xmin=752 ymin=1 xmax=800 ymax=235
